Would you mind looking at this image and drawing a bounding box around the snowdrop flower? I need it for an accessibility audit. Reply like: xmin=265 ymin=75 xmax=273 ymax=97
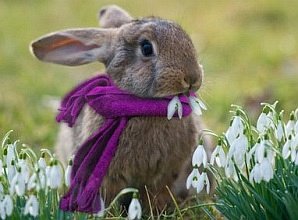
xmin=282 ymin=135 xmax=293 ymax=159
xmin=225 ymin=113 xmax=244 ymax=145
xmin=255 ymin=135 xmax=272 ymax=163
xmin=290 ymin=139 xmax=297 ymax=163
xmin=0 ymin=160 xmax=3 ymax=176
xmin=196 ymin=172 xmax=210 ymax=194
xmin=0 ymin=195 xmax=13 ymax=219
xmin=27 ymin=170 xmax=45 ymax=191
xmin=189 ymin=96 xmax=207 ymax=116
xmin=294 ymin=120 xmax=298 ymax=134
xmin=249 ymin=163 xmax=262 ymax=183
xmin=228 ymin=132 xmax=248 ymax=168
xmin=260 ymin=158 xmax=274 ymax=182
xmin=257 ymin=112 xmax=269 ymax=133
xmin=64 ymin=159 xmax=73 ymax=187
xmin=167 ymin=96 xmax=182 ymax=120
xmin=225 ymin=120 xmax=238 ymax=145
xmin=4 ymin=144 xmax=16 ymax=167
xmin=275 ymin=119 xmax=284 ymax=142
xmin=0 ymin=182 xmax=3 ymax=196
xmin=210 ymin=140 xmax=226 ymax=167
xmin=128 ymin=192 xmax=142 ymax=220
xmin=24 ymin=195 xmax=39 ymax=217
xmin=295 ymin=151 xmax=298 ymax=165
xmin=6 ymin=160 xmax=16 ymax=184
xmin=27 ymin=173 xmax=38 ymax=191
xmin=225 ymin=160 xmax=238 ymax=181
xmin=48 ymin=160 xmax=63 ymax=189
xmin=256 ymin=108 xmax=274 ymax=133
xmin=37 ymin=155 xmax=47 ymax=171
xmin=10 ymin=169 xmax=25 ymax=196
xmin=247 ymin=138 xmax=260 ymax=163
xmin=192 ymin=142 xmax=208 ymax=168
xmin=286 ymin=112 xmax=295 ymax=135
xmin=18 ymin=155 xmax=30 ymax=183
xmin=186 ymin=165 xmax=200 ymax=189
xmin=94 ymin=196 xmax=105 ymax=217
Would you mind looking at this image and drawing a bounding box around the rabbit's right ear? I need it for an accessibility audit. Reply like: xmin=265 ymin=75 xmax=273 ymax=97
xmin=30 ymin=28 xmax=117 ymax=66
xmin=99 ymin=5 xmax=133 ymax=28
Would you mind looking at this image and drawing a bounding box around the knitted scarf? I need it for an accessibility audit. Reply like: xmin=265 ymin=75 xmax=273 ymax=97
xmin=57 ymin=74 xmax=192 ymax=213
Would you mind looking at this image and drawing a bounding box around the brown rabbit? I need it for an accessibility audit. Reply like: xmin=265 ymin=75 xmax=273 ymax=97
xmin=31 ymin=5 xmax=210 ymax=211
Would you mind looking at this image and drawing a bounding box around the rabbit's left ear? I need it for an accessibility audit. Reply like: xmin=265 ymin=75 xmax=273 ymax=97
xmin=30 ymin=28 xmax=117 ymax=66
xmin=99 ymin=5 xmax=133 ymax=28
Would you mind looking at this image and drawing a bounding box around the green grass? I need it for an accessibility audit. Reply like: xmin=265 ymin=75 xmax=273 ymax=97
xmin=1 ymin=0 xmax=298 ymax=148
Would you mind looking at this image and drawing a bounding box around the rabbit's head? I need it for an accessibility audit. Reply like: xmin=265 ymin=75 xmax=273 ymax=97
xmin=31 ymin=5 xmax=203 ymax=97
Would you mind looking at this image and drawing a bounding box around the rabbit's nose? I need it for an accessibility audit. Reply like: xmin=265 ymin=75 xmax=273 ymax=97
xmin=183 ymin=73 xmax=201 ymax=92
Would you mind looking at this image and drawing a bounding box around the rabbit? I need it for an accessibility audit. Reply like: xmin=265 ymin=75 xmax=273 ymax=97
xmin=30 ymin=5 xmax=212 ymax=211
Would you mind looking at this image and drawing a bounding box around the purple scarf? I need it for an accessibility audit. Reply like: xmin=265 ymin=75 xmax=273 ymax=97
xmin=57 ymin=74 xmax=192 ymax=213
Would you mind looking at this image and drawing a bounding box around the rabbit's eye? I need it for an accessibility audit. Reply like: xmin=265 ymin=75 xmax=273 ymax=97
xmin=140 ymin=39 xmax=154 ymax=57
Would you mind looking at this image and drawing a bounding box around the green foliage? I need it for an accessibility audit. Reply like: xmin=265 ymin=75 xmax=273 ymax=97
xmin=210 ymin=102 xmax=298 ymax=220
xmin=215 ymin=159 xmax=298 ymax=220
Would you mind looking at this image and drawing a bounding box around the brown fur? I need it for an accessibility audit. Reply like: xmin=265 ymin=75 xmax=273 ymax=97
xmin=31 ymin=5 xmax=211 ymax=211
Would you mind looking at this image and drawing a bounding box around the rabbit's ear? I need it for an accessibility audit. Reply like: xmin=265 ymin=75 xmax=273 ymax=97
xmin=98 ymin=5 xmax=133 ymax=28
xmin=30 ymin=28 xmax=117 ymax=66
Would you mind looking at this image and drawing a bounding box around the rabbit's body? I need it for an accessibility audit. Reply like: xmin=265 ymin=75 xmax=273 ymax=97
xmin=56 ymin=104 xmax=199 ymax=206
xmin=31 ymin=5 xmax=211 ymax=211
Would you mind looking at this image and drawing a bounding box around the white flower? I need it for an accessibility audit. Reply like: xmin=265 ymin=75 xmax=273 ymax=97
xmin=231 ymin=115 xmax=244 ymax=135
xmin=37 ymin=157 xmax=47 ymax=170
xmin=282 ymin=135 xmax=293 ymax=159
xmin=10 ymin=171 xmax=25 ymax=196
xmin=255 ymin=139 xmax=267 ymax=163
xmin=293 ymin=135 xmax=298 ymax=150
xmin=225 ymin=115 xmax=244 ymax=145
xmin=228 ymin=133 xmax=248 ymax=168
xmin=257 ymin=112 xmax=270 ymax=133
xmin=250 ymin=163 xmax=262 ymax=183
xmin=286 ymin=113 xmax=295 ymax=135
xmin=27 ymin=171 xmax=46 ymax=191
xmin=189 ymin=96 xmax=207 ymax=116
xmin=294 ymin=120 xmax=298 ymax=134
xmin=0 ymin=195 xmax=13 ymax=219
xmin=38 ymin=170 xmax=46 ymax=189
xmin=64 ymin=160 xmax=73 ymax=187
xmin=0 ymin=183 xmax=3 ymax=196
xmin=275 ymin=120 xmax=284 ymax=142
xmin=6 ymin=162 xmax=16 ymax=184
xmin=45 ymin=166 xmax=51 ymax=187
xmin=27 ymin=173 xmax=38 ymax=191
xmin=0 ymin=160 xmax=3 ymax=176
xmin=234 ymin=136 xmax=248 ymax=168
xmin=196 ymin=172 xmax=210 ymax=194
xmin=1 ymin=195 xmax=13 ymax=218
xmin=48 ymin=162 xmax=63 ymax=189
xmin=94 ymin=196 xmax=105 ymax=217
xmin=167 ymin=96 xmax=182 ymax=120
xmin=295 ymin=151 xmax=298 ymax=165
xmin=18 ymin=158 xmax=30 ymax=184
xmin=186 ymin=166 xmax=200 ymax=189
xmin=247 ymin=140 xmax=259 ymax=163
xmin=128 ymin=193 xmax=142 ymax=220
xmin=5 ymin=144 xmax=16 ymax=167
xmin=260 ymin=158 xmax=274 ymax=182
xmin=210 ymin=142 xmax=226 ymax=167
xmin=24 ymin=195 xmax=39 ymax=217
xmin=225 ymin=160 xmax=238 ymax=181
xmin=192 ymin=143 xmax=208 ymax=168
